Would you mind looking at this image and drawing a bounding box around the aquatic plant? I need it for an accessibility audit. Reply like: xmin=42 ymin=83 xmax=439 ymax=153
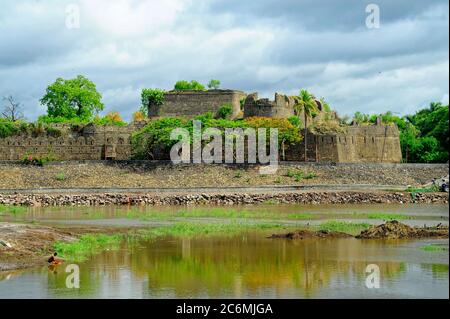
xmin=420 ymin=244 xmax=447 ymax=252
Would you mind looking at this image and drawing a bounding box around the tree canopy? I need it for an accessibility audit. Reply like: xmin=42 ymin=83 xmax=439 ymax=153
xmin=40 ymin=75 xmax=104 ymax=121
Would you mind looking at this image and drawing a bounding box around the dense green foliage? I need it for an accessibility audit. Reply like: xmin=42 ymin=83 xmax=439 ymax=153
xmin=132 ymin=114 xmax=302 ymax=159
xmin=141 ymin=88 xmax=165 ymax=116
xmin=352 ymin=102 xmax=448 ymax=163
xmin=217 ymin=104 xmax=233 ymax=119
xmin=207 ymin=79 xmax=221 ymax=89
xmin=40 ymin=75 xmax=104 ymax=121
xmin=0 ymin=118 xmax=22 ymax=137
xmin=0 ymin=119 xmax=66 ymax=138
xmin=174 ymin=80 xmax=205 ymax=91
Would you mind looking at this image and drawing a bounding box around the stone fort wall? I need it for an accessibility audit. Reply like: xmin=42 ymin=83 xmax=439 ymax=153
xmin=0 ymin=123 xmax=402 ymax=163
xmin=149 ymin=90 xmax=247 ymax=119
xmin=0 ymin=123 xmax=140 ymax=161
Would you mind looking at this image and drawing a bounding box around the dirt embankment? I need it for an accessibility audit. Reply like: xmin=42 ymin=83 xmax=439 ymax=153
xmin=269 ymin=230 xmax=353 ymax=239
xmin=356 ymin=220 xmax=449 ymax=239
xmin=271 ymin=221 xmax=449 ymax=240
xmin=0 ymin=162 xmax=448 ymax=189
xmin=0 ymin=223 xmax=128 ymax=271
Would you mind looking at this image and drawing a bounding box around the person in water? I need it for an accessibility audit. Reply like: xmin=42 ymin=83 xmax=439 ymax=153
xmin=48 ymin=252 xmax=63 ymax=265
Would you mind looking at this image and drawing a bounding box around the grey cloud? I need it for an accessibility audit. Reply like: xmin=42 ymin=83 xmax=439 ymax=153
xmin=0 ymin=0 xmax=448 ymax=122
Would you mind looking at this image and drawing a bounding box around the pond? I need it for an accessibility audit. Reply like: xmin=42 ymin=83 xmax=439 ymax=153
xmin=0 ymin=204 xmax=448 ymax=299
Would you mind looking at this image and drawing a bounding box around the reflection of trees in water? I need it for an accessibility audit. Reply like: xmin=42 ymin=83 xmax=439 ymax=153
xmin=421 ymin=263 xmax=449 ymax=279
xmin=118 ymin=235 xmax=408 ymax=298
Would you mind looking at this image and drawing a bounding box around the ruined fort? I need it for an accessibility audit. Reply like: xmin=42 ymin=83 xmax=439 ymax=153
xmin=0 ymin=90 xmax=402 ymax=163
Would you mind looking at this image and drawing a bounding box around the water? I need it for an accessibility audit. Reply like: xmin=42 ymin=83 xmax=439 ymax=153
xmin=0 ymin=204 xmax=448 ymax=298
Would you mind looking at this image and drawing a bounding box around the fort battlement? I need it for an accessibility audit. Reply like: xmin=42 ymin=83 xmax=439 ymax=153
xmin=243 ymin=93 xmax=296 ymax=119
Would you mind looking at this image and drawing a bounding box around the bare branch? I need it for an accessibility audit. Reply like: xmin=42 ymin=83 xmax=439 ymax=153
xmin=2 ymin=95 xmax=24 ymax=122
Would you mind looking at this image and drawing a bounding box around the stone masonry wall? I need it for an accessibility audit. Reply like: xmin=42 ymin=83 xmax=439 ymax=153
xmin=0 ymin=124 xmax=137 ymax=161
xmin=148 ymin=90 xmax=247 ymax=119
xmin=244 ymin=93 xmax=296 ymax=119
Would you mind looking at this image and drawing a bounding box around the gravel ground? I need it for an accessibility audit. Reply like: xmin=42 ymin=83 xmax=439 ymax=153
xmin=0 ymin=162 xmax=447 ymax=189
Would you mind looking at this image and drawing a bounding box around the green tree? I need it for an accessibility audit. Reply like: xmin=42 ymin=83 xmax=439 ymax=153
xmin=293 ymin=89 xmax=319 ymax=161
xmin=40 ymin=75 xmax=104 ymax=121
xmin=207 ymin=79 xmax=221 ymax=90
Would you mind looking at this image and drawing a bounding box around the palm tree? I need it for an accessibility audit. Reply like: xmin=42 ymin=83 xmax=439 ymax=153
xmin=293 ymin=89 xmax=319 ymax=161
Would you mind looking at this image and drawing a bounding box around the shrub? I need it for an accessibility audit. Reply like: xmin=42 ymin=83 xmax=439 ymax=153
xmin=131 ymin=114 xmax=303 ymax=159
xmin=133 ymin=111 xmax=146 ymax=122
xmin=21 ymin=154 xmax=56 ymax=166
xmin=55 ymin=172 xmax=66 ymax=181
xmin=217 ymin=104 xmax=233 ymax=119
xmin=0 ymin=119 xmax=20 ymax=137
xmin=141 ymin=88 xmax=165 ymax=108
xmin=174 ymin=80 xmax=205 ymax=91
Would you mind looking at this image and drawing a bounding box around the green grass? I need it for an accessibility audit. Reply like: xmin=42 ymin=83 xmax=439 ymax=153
xmin=55 ymin=172 xmax=66 ymax=181
xmin=286 ymin=169 xmax=316 ymax=182
xmin=286 ymin=213 xmax=314 ymax=220
xmin=316 ymin=221 xmax=370 ymax=235
xmin=364 ymin=213 xmax=411 ymax=220
xmin=420 ymin=244 xmax=448 ymax=252
xmin=54 ymin=233 xmax=123 ymax=262
xmin=406 ymin=185 xmax=439 ymax=193
xmin=120 ymin=208 xmax=319 ymax=221
xmin=138 ymin=222 xmax=285 ymax=240
xmin=0 ymin=204 xmax=27 ymax=216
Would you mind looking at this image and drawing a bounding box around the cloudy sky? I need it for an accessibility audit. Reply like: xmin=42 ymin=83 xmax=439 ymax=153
xmin=0 ymin=0 xmax=448 ymax=121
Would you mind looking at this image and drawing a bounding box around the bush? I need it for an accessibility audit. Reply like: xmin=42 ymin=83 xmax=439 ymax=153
xmin=0 ymin=119 xmax=20 ymax=138
xmin=217 ymin=104 xmax=233 ymax=119
xmin=133 ymin=111 xmax=146 ymax=122
xmin=21 ymin=154 xmax=56 ymax=166
xmin=174 ymin=80 xmax=205 ymax=91
xmin=131 ymin=114 xmax=303 ymax=159
xmin=141 ymin=88 xmax=165 ymax=108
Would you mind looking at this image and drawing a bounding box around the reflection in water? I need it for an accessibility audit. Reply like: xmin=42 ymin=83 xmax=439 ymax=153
xmin=0 ymin=233 xmax=448 ymax=299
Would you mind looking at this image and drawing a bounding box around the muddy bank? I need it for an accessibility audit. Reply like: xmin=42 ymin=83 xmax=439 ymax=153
xmin=0 ymin=223 xmax=130 ymax=271
xmin=269 ymin=229 xmax=352 ymax=239
xmin=0 ymin=191 xmax=447 ymax=206
xmin=270 ymin=221 xmax=449 ymax=240
xmin=356 ymin=221 xmax=449 ymax=239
